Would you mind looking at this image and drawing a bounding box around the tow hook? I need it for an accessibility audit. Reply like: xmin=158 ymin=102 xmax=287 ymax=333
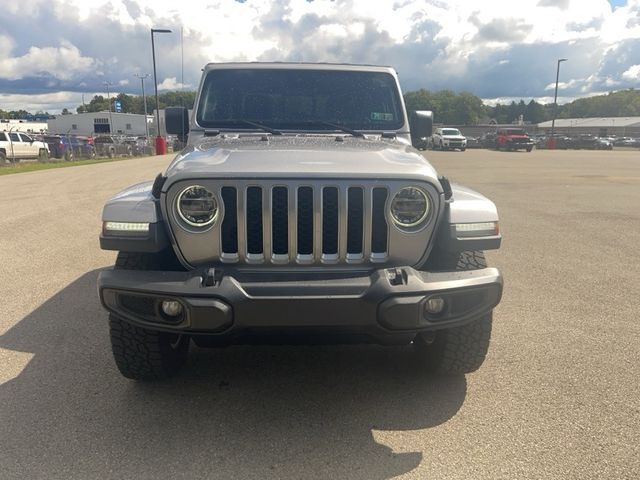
xmin=386 ymin=268 xmax=408 ymax=286
xmin=202 ymin=268 xmax=222 ymax=287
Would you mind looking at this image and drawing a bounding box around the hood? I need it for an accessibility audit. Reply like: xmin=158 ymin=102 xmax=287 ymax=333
xmin=164 ymin=135 xmax=440 ymax=185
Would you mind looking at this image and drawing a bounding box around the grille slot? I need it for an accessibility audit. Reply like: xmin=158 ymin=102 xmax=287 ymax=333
xmin=297 ymin=187 xmax=314 ymax=255
xmin=347 ymin=187 xmax=364 ymax=254
xmin=246 ymin=186 xmax=263 ymax=254
xmin=271 ymin=187 xmax=289 ymax=255
xmin=220 ymin=187 xmax=238 ymax=254
xmin=371 ymin=187 xmax=388 ymax=254
xmin=322 ymin=187 xmax=339 ymax=255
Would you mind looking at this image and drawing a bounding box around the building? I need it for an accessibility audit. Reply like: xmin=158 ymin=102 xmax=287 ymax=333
xmin=47 ymin=112 xmax=153 ymax=136
xmin=536 ymin=117 xmax=640 ymax=137
xmin=0 ymin=118 xmax=48 ymax=134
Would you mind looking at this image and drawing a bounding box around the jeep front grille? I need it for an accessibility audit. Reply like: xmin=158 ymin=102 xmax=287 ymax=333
xmin=166 ymin=179 xmax=440 ymax=269
xmin=216 ymin=184 xmax=389 ymax=265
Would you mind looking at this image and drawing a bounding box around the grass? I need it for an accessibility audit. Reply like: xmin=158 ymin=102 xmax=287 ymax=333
xmin=0 ymin=156 xmax=148 ymax=176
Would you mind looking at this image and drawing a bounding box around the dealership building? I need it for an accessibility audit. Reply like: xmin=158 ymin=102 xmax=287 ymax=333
xmin=47 ymin=112 xmax=154 ymax=136
xmin=536 ymin=116 xmax=640 ymax=137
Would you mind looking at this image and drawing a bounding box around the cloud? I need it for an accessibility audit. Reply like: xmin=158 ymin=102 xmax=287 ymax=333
xmin=157 ymin=77 xmax=191 ymax=90
xmin=622 ymin=64 xmax=640 ymax=80
xmin=0 ymin=37 xmax=96 ymax=81
xmin=469 ymin=14 xmax=534 ymax=43
xmin=538 ymin=0 xmax=570 ymax=9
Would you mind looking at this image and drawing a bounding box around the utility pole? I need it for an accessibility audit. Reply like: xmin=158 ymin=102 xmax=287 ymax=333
xmin=134 ymin=73 xmax=151 ymax=145
xmin=151 ymin=28 xmax=172 ymax=154
xmin=104 ymin=81 xmax=114 ymax=134
xmin=549 ymin=58 xmax=568 ymax=149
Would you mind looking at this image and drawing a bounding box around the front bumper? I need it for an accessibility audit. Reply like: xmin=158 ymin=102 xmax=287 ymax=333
xmin=443 ymin=141 xmax=466 ymax=149
xmin=98 ymin=266 xmax=502 ymax=344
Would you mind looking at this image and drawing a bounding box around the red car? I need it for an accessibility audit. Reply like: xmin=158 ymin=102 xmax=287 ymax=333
xmin=495 ymin=128 xmax=534 ymax=152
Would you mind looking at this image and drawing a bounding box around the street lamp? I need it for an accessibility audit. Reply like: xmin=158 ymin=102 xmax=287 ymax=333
xmin=151 ymin=28 xmax=172 ymax=155
xmin=134 ymin=73 xmax=151 ymax=146
xmin=548 ymin=58 xmax=568 ymax=149
xmin=104 ymin=80 xmax=114 ymax=134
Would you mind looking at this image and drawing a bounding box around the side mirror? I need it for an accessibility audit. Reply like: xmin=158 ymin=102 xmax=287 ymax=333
xmin=409 ymin=110 xmax=433 ymax=148
xmin=165 ymin=107 xmax=189 ymax=143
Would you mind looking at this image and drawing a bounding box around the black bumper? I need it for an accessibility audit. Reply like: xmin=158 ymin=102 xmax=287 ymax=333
xmin=98 ymin=266 xmax=503 ymax=344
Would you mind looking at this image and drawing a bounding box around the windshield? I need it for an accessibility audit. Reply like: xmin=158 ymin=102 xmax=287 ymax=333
xmin=196 ymin=68 xmax=404 ymax=131
xmin=442 ymin=129 xmax=461 ymax=136
xmin=505 ymin=129 xmax=526 ymax=135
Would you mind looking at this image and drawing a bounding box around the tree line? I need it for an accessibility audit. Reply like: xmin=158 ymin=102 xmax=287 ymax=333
xmin=2 ymin=88 xmax=639 ymax=125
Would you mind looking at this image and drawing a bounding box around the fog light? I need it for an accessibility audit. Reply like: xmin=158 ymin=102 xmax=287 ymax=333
xmin=161 ymin=300 xmax=183 ymax=317
xmin=425 ymin=297 xmax=446 ymax=315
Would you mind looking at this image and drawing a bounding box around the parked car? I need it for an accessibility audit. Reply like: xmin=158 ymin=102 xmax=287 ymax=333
xmin=432 ymin=127 xmax=467 ymax=151
xmin=465 ymin=136 xmax=482 ymax=148
xmin=567 ymin=135 xmax=613 ymax=150
xmin=0 ymin=131 xmax=50 ymax=164
xmin=98 ymin=62 xmax=503 ymax=381
xmin=480 ymin=131 xmax=497 ymax=148
xmin=43 ymin=135 xmax=96 ymax=160
xmin=136 ymin=137 xmax=155 ymax=156
xmin=495 ymin=128 xmax=534 ymax=152
xmin=94 ymin=136 xmax=133 ymax=158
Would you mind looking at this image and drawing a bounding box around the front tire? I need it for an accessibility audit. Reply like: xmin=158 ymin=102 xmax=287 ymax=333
xmin=109 ymin=251 xmax=189 ymax=380
xmin=38 ymin=149 xmax=49 ymax=162
xmin=415 ymin=251 xmax=493 ymax=374
xmin=109 ymin=315 xmax=190 ymax=381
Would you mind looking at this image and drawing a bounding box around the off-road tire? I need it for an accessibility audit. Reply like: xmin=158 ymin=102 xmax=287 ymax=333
xmin=38 ymin=149 xmax=49 ymax=162
xmin=415 ymin=250 xmax=493 ymax=374
xmin=109 ymin=315 xmax=189 ymax=381
xmin=526 ymin=146 xmax=533 ymax=152
xmin=0 ymin=151 xmax=6 ymax=165
xmin=64 ymin=149 xmax=74 ymax=161
xmin=109 ymin=251 xmax=189 ymax=380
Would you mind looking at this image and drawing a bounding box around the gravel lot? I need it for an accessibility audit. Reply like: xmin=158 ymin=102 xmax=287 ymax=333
xmin=0 ymin=149 xmax=638 ymax=479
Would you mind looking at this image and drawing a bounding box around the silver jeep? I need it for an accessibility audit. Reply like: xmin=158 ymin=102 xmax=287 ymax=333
xmin=98 ymin=63 xmax=503 ymax=380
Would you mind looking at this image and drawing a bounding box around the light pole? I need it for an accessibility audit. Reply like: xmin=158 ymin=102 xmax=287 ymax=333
xmin=151 ymin=28 xmax=172 ymax=154
xmin=104 ymin=80 xmax=114 ymax=134
xmin=549 ymin=58 xmax=568 ymax=149
xmin=134 ymin=73 xmax=151 ymax=145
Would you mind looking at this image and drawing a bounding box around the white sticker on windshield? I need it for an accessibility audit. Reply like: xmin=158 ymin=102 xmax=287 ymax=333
xmin=371 ymin=112 xmax=394 ymax=121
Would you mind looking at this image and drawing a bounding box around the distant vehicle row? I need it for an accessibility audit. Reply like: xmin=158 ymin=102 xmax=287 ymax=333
xmin=1 ymin=133 xmax=156 ymax=164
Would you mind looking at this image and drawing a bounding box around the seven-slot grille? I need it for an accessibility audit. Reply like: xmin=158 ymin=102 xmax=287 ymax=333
xmin=219 ymin=184 xmax=389 ymax=265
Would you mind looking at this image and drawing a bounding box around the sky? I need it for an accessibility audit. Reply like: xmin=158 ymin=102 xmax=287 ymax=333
xmin=1 ymin=0 xmax=639 ymax=113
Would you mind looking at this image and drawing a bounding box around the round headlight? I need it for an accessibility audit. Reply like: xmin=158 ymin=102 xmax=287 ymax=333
xmin=390 ymin=187 xmax=430 ymax=228
xmin=176 ymin=185 xmax=218 ymax=227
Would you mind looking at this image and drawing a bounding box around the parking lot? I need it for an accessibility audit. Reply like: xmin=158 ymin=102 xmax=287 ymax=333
xmin=0 ymin=148 xmax=638 ymax=479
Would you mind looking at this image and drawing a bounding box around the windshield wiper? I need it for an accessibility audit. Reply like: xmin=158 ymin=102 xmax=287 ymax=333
xmin=299 ymin=120 xmax=365 ymax=138
xmin=223 ymin=119 xmax=283 ymax=135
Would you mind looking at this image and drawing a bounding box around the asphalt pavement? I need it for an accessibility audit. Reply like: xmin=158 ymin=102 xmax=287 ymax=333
xmin=0 ymin=149 xmax=638 ymax=479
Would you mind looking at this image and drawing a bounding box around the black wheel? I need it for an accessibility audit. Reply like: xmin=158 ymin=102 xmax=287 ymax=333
xmin=108 ymin=148 xmax=115 ymax=158
xmin=461 ymin=148 xmax=466 ymax=152
xmin=109 ymin=251 xmax=189 ymax=380
xmin=0 ymin=151 xmax=6 ymax=165
xmin=415 ymin=251 xmax=493 ymax=374
xmin=126 ymin=146 xmax=133 ymax=157
xmin=88 ymin=147 xmax=96 ymax=159
xmin=526 ymin=146 xmax=533 ymax=152
xmin=38 ymin=149 xmax=49 ymax=162
xmin=63 ymin=149 xmax=74 ymax=161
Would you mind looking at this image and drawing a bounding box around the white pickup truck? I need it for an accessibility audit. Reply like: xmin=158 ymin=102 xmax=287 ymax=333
xmin=0 ymin=131 xmax=50 ymax=164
